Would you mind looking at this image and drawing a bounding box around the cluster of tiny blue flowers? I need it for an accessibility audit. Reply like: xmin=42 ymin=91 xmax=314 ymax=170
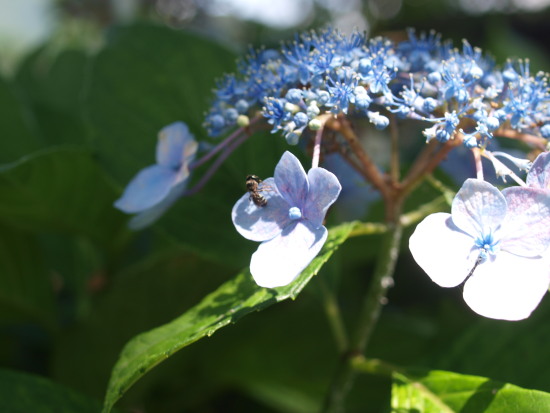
xmin=204 ymin=28 xmax=549 ymax=147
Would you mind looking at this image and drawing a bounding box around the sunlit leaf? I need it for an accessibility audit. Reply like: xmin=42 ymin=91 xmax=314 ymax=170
xmin=391 ymin=369 xmax=550 ymax=413
xmin=102 ymin=222 xmax=356 ymax=412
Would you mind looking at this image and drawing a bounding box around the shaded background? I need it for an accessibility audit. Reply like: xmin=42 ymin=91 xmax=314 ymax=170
xmin=1 ymin=1 xmax=550 ymax=412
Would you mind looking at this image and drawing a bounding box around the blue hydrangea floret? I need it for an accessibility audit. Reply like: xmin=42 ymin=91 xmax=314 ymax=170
xmin=114 ymin=122 xmax=198 ymax=229
xmin=231 ymin=151 xmax=341 ymax=288
xmin=409 ymin=177 xmax=550 ymax=320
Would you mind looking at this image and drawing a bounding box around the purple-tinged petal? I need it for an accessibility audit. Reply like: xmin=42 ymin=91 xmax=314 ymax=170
xmin=114 ymin=165 xmax=178 ymax=213
xmin=409 ymin=213 xmax=478 ymax=288
xmin=304 ymin=167 xmax=342 ymax=227
xmin=451 ymin=179 xmax=507 ymax=238
xmin=274 ymin=151 xmax=308 ymax=207
xmin=250 ymin=220 xmax=328 ymax=288
xmin=232 ymin=178 xmax=291 ymax=242
xmin=463 ymin=251 xmax=550 ymax=320
xmin=128 ymin=180 xmax=187 ymax=229
xmin=500 ymin=187 xmax=550 ymax=257
xmin=156 ymin=122 xmax=198 ymax=169
xmin=526 ymin=152 xmax=550 ymax=190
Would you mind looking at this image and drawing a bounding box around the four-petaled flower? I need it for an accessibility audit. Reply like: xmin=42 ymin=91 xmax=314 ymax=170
xmin=409 ymin=178 xmax=550 ymax=321
xmin=232 ymin=151 xmax=341 ymax=288
xmin=114 ymin=122 xmax=198 ymax=229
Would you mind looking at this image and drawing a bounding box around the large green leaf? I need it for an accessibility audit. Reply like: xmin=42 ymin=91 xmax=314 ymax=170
xmin=0 ymin=224 xmax=55 ymax=326
xmin=0 ymin=75 xmax=41 ymax=163
xmin=15 ymin=48 xmax=89 ymax=146
xmin=0 ymin=147 xmax=127 ymax=247
xmin=86 ymin=23 xmax=236 ymax=182
xmin=102 ymin=222 xmax=357 ymax=412
xmin=0 ymin=368 xmax=103 ymax=413
xmin=391 ymin=369 xmax=550 ymax=413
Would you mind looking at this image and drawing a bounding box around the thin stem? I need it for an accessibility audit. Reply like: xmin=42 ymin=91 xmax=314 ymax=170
xmin=389 ymin=114 xmax=400 ymax=183
xmin=184 ymin=131 xmax=252 ymax=196
xmin=399 ymin=194 xmax=449 ymax=227
xmin=347 ymin=222 xmax=387 ymax=238
xmin=472 ymin=147 xmax=484 ymax=180
xmin=401 ymin=137 xmax=462 ymax=195
xmin=326 ymin=116 xmax=390 ymax=201
xmin=495 ymin=127 xmax=548 ymax=150
xmin=189 ymin=115 xmax=262 ymax=170
xmin=322 ymin=219 xmax=403 ymax=413
xmin=312 ymin=124 xmax=324 ymax=168
xmin=318 ymin=274 xmax=349 ymax=353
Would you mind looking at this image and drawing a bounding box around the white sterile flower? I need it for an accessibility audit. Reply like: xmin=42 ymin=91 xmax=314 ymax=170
xmin=409 ymin=178 xmax=550 ymax=321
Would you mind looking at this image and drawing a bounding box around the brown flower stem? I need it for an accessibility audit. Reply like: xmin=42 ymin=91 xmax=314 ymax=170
xmin=495 ymin=128 xmax=548 ymax=150
xmin=326 ymin=116 xmax=391 ymax=202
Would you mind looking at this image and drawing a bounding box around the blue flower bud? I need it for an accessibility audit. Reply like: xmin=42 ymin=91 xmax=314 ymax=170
xmin=358 ymin=58 xmax=371 ymax=75
xmin=317 ymin=90 xmax=330 ymax=105
xmin=293 ymin=111 xmax=309 ymax=128
xmin=423 ymin=97 xmax=438 ymax=112
xmin=210 ymin=114 xmax=225 ymax=130
xmin=286 ymin=131 xmax=301 ymax=145
xmin=469 ymin=64 xmax=483 ymax=78
xmin=368 ymin=111 xmax=389 ymax=130
xmin=224 ymin=108 xmax=239 ymax=123
xmin=428 ymin=71 xmax=441 ymax=84
xmin=455 ymin=88 xmax=469 ymax=103
xmin=354 ymin=93 xmax=372 ymax=110
xmin=463 ymin=133 xmax=478 ymax=148
xmin=486 ymin=116 xmax=500 ymax=131
xmin=311 ymin=75 xmax=325 ymax=88
xmin=436 ymin=129 xmax=451 ymax=142
xmin=286 ymin=88 xmax=303 ymax=104
xmin=541 ymin=124 xmax=550 ymax=138
xmin=235 ymin=99 xmax=249 ymax=114
xmin=494 ymin=109 xmax=507 ymax=122
xmin=307 ymin=103 xmax=320 ymax=118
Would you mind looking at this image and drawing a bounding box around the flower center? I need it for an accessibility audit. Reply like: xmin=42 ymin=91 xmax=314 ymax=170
xmin=288 ymin=206 xmax=302 ymax=220
xmin=474 ymin=232 xmax=500 ymax=259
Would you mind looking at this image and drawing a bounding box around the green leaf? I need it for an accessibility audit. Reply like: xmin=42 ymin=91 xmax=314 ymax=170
xmin=102 ymin=222 xmax=356 ymax=412
xmin=391 ymin=369 xmax=550 ymax=413
xmin=0 ymin=224 xmax=55 ymax=326
xmin=0 ymin=147 xmax=127 ymax=247
xmin=86 ymin=23 xmax=236 ymax=183
xmin=0 ymin=368 xmax=103 ymax=413
xmin=15 ymin=48 xmax=89 ymax=146
xmin=0 ymin=75 xmax=42 ymax=163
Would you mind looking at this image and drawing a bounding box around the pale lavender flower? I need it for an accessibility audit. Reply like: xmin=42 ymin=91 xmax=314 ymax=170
xmin=527 ymin=151 xmax=550 ymax=190
xmin=409 ymin=178 xmax=550 ymax=321
xmin=232 ymin=151 xmax=341 ymax=288
xmin=114 ymin=122 xmax=198 ymax=229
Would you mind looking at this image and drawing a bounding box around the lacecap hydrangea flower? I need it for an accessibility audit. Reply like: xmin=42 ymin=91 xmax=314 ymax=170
xmin=205 ymin=28 xmax=549 ymax=150
xmin=409 ymin=168 xmax=550 ymax=321
xmin=232 ymin=151 xmax=341 ymax=288
xmin=114 ymin=122 xmax=198 ymax=229
xmin=527 ymin=151 xmax=550 ymax=190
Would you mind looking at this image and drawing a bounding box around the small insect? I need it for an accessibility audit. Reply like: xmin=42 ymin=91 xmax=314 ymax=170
xmin=246 ymin=174 xmax=269 ymax=207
